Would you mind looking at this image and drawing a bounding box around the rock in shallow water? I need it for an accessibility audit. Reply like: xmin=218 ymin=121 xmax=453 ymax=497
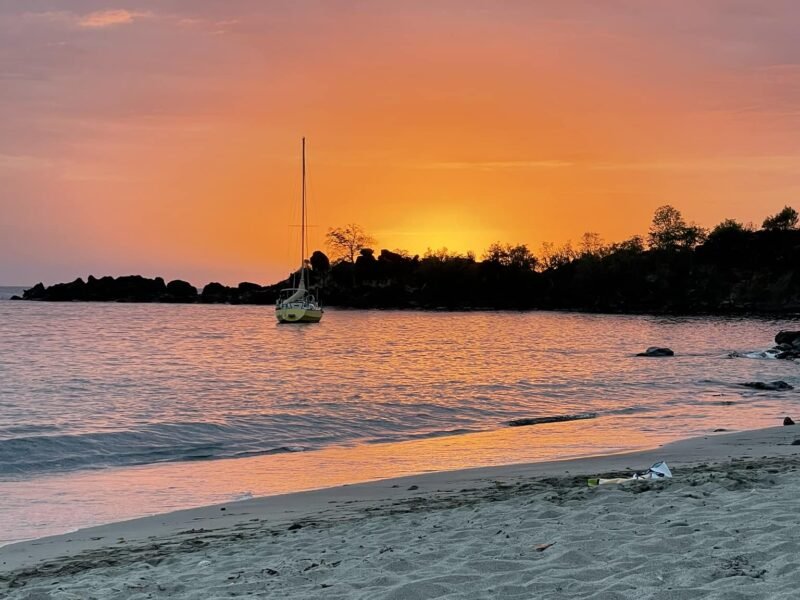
xmin=508 ymin=412 xmax=597 ymax=427
xmin=784 ymin=417 xmax=795 ymax=426
xmin=733 ymin=331 xmax=800 ymax=361
xmin=636 ymin=347 xmax=675 ymax=357
xmin=775 ymin=331 xmax=800 ymax=346
xmin=740 ymin=381 xmax=794 ymax=391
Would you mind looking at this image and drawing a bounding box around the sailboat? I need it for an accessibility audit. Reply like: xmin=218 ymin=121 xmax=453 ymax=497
xmin=275 ymin=138 xmax=324 ymax=323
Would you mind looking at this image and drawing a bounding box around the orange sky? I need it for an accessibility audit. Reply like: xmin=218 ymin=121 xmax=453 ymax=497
xmin=2 ymin=1 xmax=800 ymax=284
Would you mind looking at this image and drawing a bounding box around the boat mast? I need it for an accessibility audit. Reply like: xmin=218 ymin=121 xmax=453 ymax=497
xmin=301 ymin=137 xmax=306 ymax=288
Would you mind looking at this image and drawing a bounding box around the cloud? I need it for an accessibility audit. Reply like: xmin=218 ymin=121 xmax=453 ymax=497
xmin=22 ymin=9 xmax=151 ymax=29
xmin=0 ymin=153 xmax=131 ymax=183
xmin=0 ymin=154 xmax=53 ymax=172
xmin=419 ymin=160 xmax=574 ymax=170
xmin=78 ymin=9 xmax=149 ymax=28
xmin=175 ymin=16 xmax=240 ymax=35
xmin=590 ymin=155 xmax=800 ymax=172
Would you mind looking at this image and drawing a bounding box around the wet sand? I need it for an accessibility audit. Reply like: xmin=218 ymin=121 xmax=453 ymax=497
xmin=3 ymin=425 xmax=800 ymax=599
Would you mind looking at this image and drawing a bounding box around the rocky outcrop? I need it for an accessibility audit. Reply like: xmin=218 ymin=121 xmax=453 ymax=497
xmin=201 ymin=282 xmax=230 ymax=303
xmin=236 ymin=282 xmax=276 ymax=305
xmin=238 ymin=282 xmax=262 ymax=293
xmin=199 ymin=282 xmax=279 ymax=304
xmin=21 ymin=283 xmax=47 ymax=300
xmin=21 ymin=276 xmax=190 ymax=302
xmin=636 ymin=347 xmax=675 ymax=357
xmin=86 ymin=275 xmax=167 ymax=302
xmin=40 ymin=278 xmax=88 ymax=301
xmin=17 ymin=276 xmax=284 ymax=304
xmin=164 ymin=280 xmax=198 ymax=302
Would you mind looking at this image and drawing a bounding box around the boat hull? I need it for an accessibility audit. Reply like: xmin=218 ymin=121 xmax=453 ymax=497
xmin=276 ymin=307 xmax=323 ymax=323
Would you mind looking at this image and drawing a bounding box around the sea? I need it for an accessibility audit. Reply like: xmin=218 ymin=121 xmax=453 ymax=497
xmin=1 ymin=288 xmax=799 ymax=544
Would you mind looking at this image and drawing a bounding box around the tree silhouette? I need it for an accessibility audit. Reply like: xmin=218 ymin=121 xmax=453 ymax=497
xmin=579 ymin=232 xmax=607 ymax=257
xmin=648 ymin=205 xmax=706 ymax=250
xmin=762 ymin=206 xmax=799 ymax=231
xmin=483 ymin=242 xmax=537 ymax=270
xmin=538 ymin=241 xmax=577 ymax=270
xmin=325 ymin=224 xmax=376 ymax=263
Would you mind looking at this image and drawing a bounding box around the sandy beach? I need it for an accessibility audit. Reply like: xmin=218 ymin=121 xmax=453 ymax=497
xmin=2 ymin=425 xmax=799 ymax=599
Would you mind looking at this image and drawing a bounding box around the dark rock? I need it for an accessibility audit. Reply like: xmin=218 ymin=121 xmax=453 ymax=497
xmin=288 ymin=522 xmax=303 ymax=531
xmin=636 ymin=347 xmax=675 ymax=357
xmin=45 ymin=278 xmax=88 ymax=301
xmin=84 ymin=275 xmax=117 ymax=300
xmin=407 ymin=485 xmax=419 ymax=491
xmin=238 ymin=286 xmax=278 ymax=305
xmin=509 ymin=412 xmax=598 ymax=427
xmin=309 ymin=250 xmax=330 ymax=273
xmin=775 ymin=331 xmax=800 ymax=346
xmin=102 ymin=275 xmax=166 ymax=302
xmin=231 ymin=282 xmax=266 ymax=305
xmin=791 ymin=440 xmax=800 ymax=446
xmin=9 ymin=295 xmax=21 ymax=300
xmin=237 ymin=282 xmax=263 ymax=293
xmin=21 ymin=276 xmax=168 ymax=302
xmin=164 ymin=280 xmax=198 ymax=302
xmin=713 ymin=428 xmax=728 ymax=432
xmin=784 ymin=417 xmax=795 ymax=426
xmin=22 ymin=283 xmax=47 ymax=300
xmin=740 ymin=381 xmax=794 ymax=391
xmin=201 ymin=282 xmax=230 ymax=303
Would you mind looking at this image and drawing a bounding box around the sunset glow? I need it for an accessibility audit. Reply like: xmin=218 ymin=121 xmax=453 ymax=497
xmin=2 ymin=1 xmax=800 ymax=284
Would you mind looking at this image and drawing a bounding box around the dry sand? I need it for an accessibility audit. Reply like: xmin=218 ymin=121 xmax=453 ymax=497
xmin=3 ymin=425 xmax=800 ymax=599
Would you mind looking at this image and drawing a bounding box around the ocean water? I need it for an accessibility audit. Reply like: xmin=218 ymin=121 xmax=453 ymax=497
xmin=1 ymin=300 xmax=799 ymax=543
xmin=0 ymin=286 xmax=25 ymax=300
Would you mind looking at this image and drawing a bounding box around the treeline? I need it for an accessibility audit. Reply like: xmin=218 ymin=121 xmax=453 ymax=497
xmin=17 ymin=205 xmax=800 ymax=314
xmin=312 ymin=205 xmax=800 ymax=312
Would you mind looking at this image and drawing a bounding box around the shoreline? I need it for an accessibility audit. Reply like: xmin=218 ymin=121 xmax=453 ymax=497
xmin=3 ymin=424 xmax=799 ymax=595
xmin=0 ymin=414 xmax=666 ymax=546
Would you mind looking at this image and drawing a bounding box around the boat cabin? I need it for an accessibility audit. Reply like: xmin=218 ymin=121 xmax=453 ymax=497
xmin=276 ymin=287 xmax=319 ymax=309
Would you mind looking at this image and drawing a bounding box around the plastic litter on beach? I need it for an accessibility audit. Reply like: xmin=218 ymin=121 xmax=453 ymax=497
xmin=535 ymin=542 xmax=555 ymax=552
xmin=587 ymin=461 xmax=673 ymax=487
